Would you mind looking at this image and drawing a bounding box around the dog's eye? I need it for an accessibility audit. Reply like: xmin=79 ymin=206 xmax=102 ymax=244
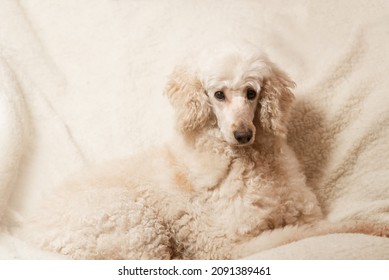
xmin=214 ymin=91 xmax=226 ymax=101
xmin=247 ymin=89 xmax=257 ymax=100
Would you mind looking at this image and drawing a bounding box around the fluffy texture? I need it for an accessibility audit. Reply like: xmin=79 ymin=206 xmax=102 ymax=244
xmin=0 ymin=57 xmax=29 ymax=223
xmin=1 ymin=0 xmax=389 ymax=259
xmin=18 ymin=47 xmax=325 ymax=259
xmin=16 ymin=45 xmax=389 ymax=259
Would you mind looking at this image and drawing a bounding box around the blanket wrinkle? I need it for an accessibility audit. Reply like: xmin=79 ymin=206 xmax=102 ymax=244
xmin=303 ymin=29 xmax=366 ymax=103
xmin=1 ymin=0 xmax=88 ymax=161
xmin=0 ymin=56 xmax=29 ymax=223
xmin=0 ymin=1 xmax=75 ymax=161
xmin=0 ymin=0 xmax=67 ymax=95
xmin=325 ymin=118 xmax=387 ymax=188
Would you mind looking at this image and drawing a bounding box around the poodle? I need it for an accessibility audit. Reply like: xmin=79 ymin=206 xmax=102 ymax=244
xmin=19 ymin=44 xmax=388 ymax=259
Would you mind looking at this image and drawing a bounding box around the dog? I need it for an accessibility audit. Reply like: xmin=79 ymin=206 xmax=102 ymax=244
xmin=19 ymin=44 xmax=387 ymax=260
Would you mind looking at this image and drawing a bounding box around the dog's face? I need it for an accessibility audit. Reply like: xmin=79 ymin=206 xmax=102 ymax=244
xmin=165 ymin=46 xmax=295 ymax=146
xmin=207 ymin=85 xmax=259 ymax=146
xmin=200 ymin=52 xmax=266 ymax=146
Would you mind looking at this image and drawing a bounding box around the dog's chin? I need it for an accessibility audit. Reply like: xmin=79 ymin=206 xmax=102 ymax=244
xmin=233 ymin=141 xmax=255 ymax=148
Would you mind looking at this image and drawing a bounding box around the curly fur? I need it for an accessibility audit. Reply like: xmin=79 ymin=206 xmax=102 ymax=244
xmin=20 ymin=45 xmax=387 ymax=260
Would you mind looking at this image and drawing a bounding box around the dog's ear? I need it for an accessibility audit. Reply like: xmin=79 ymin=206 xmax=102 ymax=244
xmin=258 ymin=63 xmax=295 ymax=138
xmin=165 ymin=65 xmax=212 ymax=133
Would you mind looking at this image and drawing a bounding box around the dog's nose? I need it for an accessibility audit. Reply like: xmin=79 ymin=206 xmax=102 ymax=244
xmin=233 ymin=130 xmax=253 ymax=144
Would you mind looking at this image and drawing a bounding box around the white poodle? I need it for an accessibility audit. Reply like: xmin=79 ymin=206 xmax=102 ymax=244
xmin=19 ymin=44 xmax=388 ymax=259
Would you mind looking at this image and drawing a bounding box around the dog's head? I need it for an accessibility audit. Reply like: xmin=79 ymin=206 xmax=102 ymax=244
xmin=165 ymin=45 xmax=295 ymax=146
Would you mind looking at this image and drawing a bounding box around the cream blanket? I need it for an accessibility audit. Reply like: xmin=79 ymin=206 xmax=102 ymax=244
xmin=1 ymin=0 xmax=388 ymax=259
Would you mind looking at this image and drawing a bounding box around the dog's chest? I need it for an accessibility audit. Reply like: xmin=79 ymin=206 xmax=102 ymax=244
xmin=169 ymin=151 xmax=287 ymax=258
xmin=199 ymin=169 xmax=273 ymax=234
xmin=174 ymin=182 xmax=270 ymax=259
